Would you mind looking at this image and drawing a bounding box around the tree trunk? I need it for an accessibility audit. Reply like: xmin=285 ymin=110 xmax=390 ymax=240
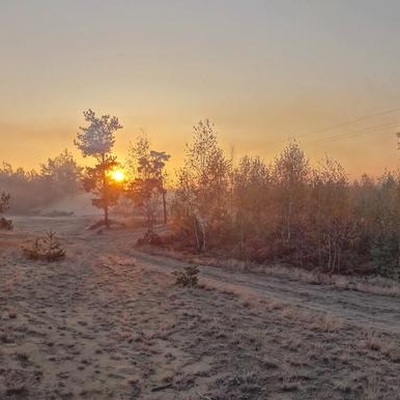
xmin=104 ymin=206 xmax=109 ymax=229
xmin=162 ymin=189 xmax=167 ymax=224
xmin=239 ymin=211 xmax=244 ymax=260
xmin=193 ymin=216 xmax=201 ymax=252
xmin=397 ymin=233 xmax=400 ymax=269
xmin=146 ymin=199 xmax=154 ymax=232
xmin=101 ymin=153 xmax=110 ymax=229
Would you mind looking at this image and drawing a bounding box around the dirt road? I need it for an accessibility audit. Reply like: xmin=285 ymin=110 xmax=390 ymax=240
xmin=131 ymin=251 xmax=400 ymax=337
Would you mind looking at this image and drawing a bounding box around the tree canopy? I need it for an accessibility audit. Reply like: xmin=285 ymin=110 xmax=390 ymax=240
xmin=75 ymin=109 xmax=122 ymax=159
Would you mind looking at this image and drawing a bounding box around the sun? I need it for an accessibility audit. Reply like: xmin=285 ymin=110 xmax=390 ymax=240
xmin=110 ymin=169 xmax=125 ymax=182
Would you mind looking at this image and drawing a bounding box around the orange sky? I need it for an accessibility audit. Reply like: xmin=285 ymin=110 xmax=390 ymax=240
xmin=1 ymin=1 xmax=399 ymax=178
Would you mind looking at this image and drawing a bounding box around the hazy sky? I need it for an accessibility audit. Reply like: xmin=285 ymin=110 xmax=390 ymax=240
xmin=1 ymin=0 xmax=400 ymax=176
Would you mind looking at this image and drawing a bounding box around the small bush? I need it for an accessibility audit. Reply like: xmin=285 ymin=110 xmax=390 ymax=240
xmin=0 ymin=191 xmax=10 ymax=213
xmin=174 ymin=266 xmax=199 ymax=287
xmin=137 ymin=229 xmax=163 ymax=246
xmin=23 ymin=230 xmax=66 ymax=262
xmin=0 ymin=191 xmax=12 ymax=230
xmin=0 ymin=216 xmax=13 ymax=230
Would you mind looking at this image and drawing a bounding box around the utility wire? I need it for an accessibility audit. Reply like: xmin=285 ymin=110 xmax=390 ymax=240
xmin=263 ymin=105 xmax=400 ymax=149
xmin=308 ymin=120 xmax=400 ymax=144
xmin=297 ymin=105 xmax=400 ymax=140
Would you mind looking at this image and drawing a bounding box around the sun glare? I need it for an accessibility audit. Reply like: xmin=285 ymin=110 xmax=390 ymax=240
xmin=110 ymin=169 xmax=125 ymax=182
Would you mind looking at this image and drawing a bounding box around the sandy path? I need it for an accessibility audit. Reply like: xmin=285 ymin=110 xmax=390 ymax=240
xmin=129 ymin=251 xmax=400 ymax=337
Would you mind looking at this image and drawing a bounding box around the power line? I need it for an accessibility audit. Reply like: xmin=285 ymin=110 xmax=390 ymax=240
xmin=263 ymin=104 xmax=400 ymax=149
xmin=297 ymin=105 xmax=400 ymax=140
xmin=308 ymin=120 xmax=399 ymax=144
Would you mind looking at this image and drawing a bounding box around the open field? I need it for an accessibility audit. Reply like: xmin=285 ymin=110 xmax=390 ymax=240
xmin=1 ymin=216 xmax=400 ymax=399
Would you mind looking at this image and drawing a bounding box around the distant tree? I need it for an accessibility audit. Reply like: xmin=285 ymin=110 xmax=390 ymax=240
xmin=273 ymin=140 xmax=310 ymax=244
xmin=0 ymin=164 xmax=45 ymax=213
xmin=139 ymin=150 xmax=170 ymax=224
xmin=173 ymin=120 xmax=231 ymax=251
xmin=74 ymin=109 xmax=123 ymax=228
xmin=126 ymin=131 xmax=151 ymax=178
xmin=126 ymin=133 xmax=170 ymax=230
xmin=310 ymin=156 xmax=355 ymax=272
xmin=40 ymin=149 xmax=83 ymax=200
xmin=368 ymin=171 xmax=400 ymax=278
xmin=233 ymin=156 xmax=272 ymax=258
xmin=0 ymin=191 xmax=10 ymax=214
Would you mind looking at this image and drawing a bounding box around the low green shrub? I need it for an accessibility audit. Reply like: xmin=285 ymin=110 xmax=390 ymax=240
xmin=23 ymin=230 xmax=66 ymax=262
xmin=174 ymin=266 xmax=199 ymax=287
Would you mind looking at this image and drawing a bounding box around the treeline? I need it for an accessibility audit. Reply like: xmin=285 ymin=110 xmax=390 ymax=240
xmin=1 ymin=112 xmax=399 ymax=280
xmin=0 ymin=150 xmax=82 ymax=214
xmin=171 ymin=120 xmax=400 ymax=280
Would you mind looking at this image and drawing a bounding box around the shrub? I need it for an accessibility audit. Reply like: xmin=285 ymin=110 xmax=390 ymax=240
xmin=0 ymin=216 xmax=12 ymax=230
xmin=137 ymin=229 xmax=163 ymax=246
xmin=0 ymin=191 xmax=12 ymax=230
xmin=174 ymin=266 xmax=199 ymax=287
xmin=23 ymin=230 xmax=66 ymax=262
xmin=0 ymin=191 xmax=10 ymax=213
xmin=371 ymin=236 xmax=400 ymax=280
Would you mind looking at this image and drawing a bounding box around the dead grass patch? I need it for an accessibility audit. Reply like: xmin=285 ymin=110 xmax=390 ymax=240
xmin=311 ymin=313 xmax=345 ymax=333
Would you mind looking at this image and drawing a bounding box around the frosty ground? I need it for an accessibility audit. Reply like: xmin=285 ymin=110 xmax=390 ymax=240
xmin=0 ymin=216 xmax=399 ymax=399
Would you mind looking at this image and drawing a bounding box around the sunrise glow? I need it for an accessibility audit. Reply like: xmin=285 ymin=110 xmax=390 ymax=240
xmin=110 ymin=169 xmax=125 ymax=183
xmin=1 ymin=4 xmax=400 ymax=398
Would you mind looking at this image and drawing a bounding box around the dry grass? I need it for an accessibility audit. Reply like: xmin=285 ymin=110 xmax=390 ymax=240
xmin=0 ymin=217 xmax=399 ymax=399
xmin=311 ymin=313 xmax=345 ymax=333
xmin=151 ymin=247 xmax=400 ymax=298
